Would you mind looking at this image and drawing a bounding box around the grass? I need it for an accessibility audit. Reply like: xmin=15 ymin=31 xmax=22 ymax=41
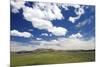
xmin=10 ymin=50 xmax=95 ymax=67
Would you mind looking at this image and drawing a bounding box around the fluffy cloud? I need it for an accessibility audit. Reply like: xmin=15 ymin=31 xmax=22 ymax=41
xmin=11 ymin=30 xmax=32 ymax=38
xmin=11 ymin=1 xmax=67 ymax=36
xmin=57 ymin=4 xmax=85 ymax=23
xmin=24 ymin=17 xmax=67 ymax=36
xmin=69 ymin=5 xmax=85 ymax=23
xmin=30 ymin=18 xmax=53 ymax=30
xmin=23 ymin=3 xmax=63 ymax=20
xmin=69 ymin=16 xmax=80 ymax=23
xmin=23 ymin=3 xmax=67 ymax=36
xmin=69 ymin=33 xmax=82 ymax=38
xmin=49 ymin=27 xmax=67 ymax=36
xmin=11 ymin=1 xmax=64 ymax=20
xmin=32 ymin=2 xmax=64 ymax=20
xmin=11 ymin=0 xmax=25 ymax=13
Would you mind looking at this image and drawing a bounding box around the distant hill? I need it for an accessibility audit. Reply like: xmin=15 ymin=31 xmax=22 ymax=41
xmin=11 ymin=48 xmax=95 ymax=54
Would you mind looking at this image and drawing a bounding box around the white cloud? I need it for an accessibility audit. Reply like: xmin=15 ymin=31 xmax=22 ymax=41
xmin=69 ymin=16 xmax=79 ymax=23
xmin=10 ymin=2 xmax=86 ymax=36
xmin=21 ymin=2 xmax=64 ymax=21
xmin=36 ymin=38 xmax=42 ymax=40
xmin=23 ymin=6 xmax=45 ymax=21
xmin=69 ymin=33 xmax=83 ymax=38
xmin=30 ymin=18 xmax=53 ymax=30
xmin=49 ymin=27 xmax=67 ymax=36
xmin=32 ymin=2 xmax=64 ymax=20
xmin=27 ymin=18 xmax=67 ymax=36
xmin=68 ymin=5 xmax=85 ymax=23
xmin=11 ymin=0 xmax=25 ymax=13
xmin=75 ymin=6 xmax=85 ymax=16
xmin=58 ymin=4 xmax=80 ymax=10
xmin=57 ymin=4 xmax=85 ymax=23
xmin=11 ymin=1 xmax=67 ymax=36
xmin=41 ymin=33 xmax=48 ymax=36
xmin=22 ymin=3 xmax=67 ymax=36
xmin=11 ymin=30 xmax=32 ymax=38
xmin=61 ymin=4 xmax=69 ymax=10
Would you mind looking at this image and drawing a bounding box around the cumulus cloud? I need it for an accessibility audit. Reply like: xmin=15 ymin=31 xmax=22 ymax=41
xmin=11 ymin=0 xmax=25 ymax=13
xmin=69 ymin=16 xmax=79 ymax=23
xmin=69 ymin=33 xmax=83 ymax=38
xmin=30 ymin=18 xmax=53 ymax=30
xmin=57 ymin=3 xmax=85 ymax=23
xmin=32 ymin=2 xmax=64 ymax=20
xmin=49 ymin=27 xmax=67 ymax=36
xmin=68 ymin=5 xmax=85 ymax=23
xmin=11 ymin=1 xmax=67 ymax=36
xmin=11 ymin=0 xmax=64 ymax=20
xmin=24 ymin=17 xmax=67 ymax=36
xmin=11 ymin=30 xmax=32 ymax=38
xmin=23 ymin=2 xmax=67 ymax=36
xmin=22 ymin=4 xmax=63 ymax=21
xmin=61 ymin=4 xmax=69 ymax=10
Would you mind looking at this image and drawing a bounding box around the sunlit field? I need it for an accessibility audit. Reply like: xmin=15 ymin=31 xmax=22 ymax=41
xmin=10 ymin=50 xmax=95 ymax=67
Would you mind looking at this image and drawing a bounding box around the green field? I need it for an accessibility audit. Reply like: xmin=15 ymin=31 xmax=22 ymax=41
xmin=10 ymin=50 xmax=95 ymax=67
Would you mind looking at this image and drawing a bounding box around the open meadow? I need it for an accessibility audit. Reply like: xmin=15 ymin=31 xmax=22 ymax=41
xmin=10 ymin=50 xmax=95 ymax=67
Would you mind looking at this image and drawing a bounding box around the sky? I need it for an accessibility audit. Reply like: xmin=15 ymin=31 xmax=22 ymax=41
xmin=10 ymin=0 xmax=95 ymax=52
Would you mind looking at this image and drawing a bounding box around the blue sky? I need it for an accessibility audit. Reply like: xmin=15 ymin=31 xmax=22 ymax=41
xmin=10 ymin=1 xmax=95 ymax=51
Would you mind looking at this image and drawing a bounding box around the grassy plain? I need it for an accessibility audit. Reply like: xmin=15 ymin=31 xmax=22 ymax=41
xmin=10 ymin=50 xmax=95 ymax=67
